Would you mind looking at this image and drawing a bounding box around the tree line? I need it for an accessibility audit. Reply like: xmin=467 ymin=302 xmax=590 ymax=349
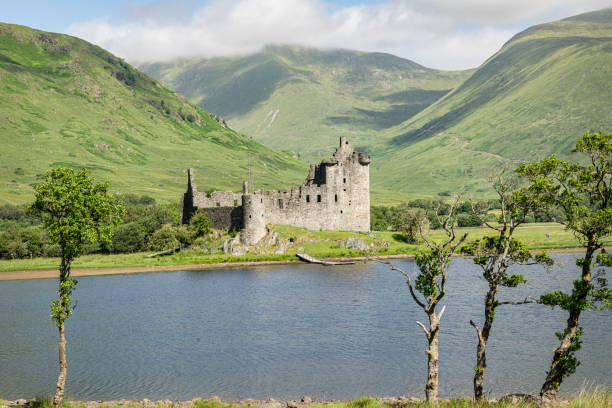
xmin=0 ymin=194 xmax=213 ymax=259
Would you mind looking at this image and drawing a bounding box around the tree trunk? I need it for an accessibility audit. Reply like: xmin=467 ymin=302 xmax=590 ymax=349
xmin=540 ymin=244 xmax=594 ymax=403
xmin=473 ymin=284 xmax=498 ymax=401
xmin=425 ymin=313 xmax=440 ymax=402
xmin=53 ymin=257 xmax=70 ymax=407
xmin=53 ymin=321 xmax=67 ymax=406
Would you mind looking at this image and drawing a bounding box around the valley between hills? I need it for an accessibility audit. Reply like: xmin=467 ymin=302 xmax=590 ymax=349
xmin=0 ymin=9 xmax=610 ymax=204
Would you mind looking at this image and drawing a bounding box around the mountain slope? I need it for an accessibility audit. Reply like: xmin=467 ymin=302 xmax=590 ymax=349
xmin=0 ymin=23 xmax=308 ymax=205
xmin=374 ymin=8 xmax=612 ymax=196
xmin=139 ymin=46 xmax=471 ymax=161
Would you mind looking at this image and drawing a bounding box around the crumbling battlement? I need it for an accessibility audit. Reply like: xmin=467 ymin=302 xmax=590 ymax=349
xmin=180 ymin=136 xmax=370 ymax=244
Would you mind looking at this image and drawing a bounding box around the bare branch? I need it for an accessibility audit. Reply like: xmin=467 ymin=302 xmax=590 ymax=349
xmin=437 ymin=304 xmax=447 ymax=320
xmin=450 ymin=232 xmax=469 ymax=253
xmin=498 ymin=296 xmax=540 ymax=306
xmin=470 ymin=319 xmax=484 ymax=344
xmin=416 ymin=320 xmax=430 ymax=337
xmin=382 ymin=261 xmax=427 ymax=310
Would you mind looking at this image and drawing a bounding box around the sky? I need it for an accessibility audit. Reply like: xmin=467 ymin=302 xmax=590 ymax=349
xmin=1 ymin=0 xmax=610 ymax=69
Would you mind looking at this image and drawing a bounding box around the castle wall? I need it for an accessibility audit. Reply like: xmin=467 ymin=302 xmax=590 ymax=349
xmin=199 ymin=206 xmax=243 ymax=231
xmin=182 ymin=137 xmax=370 ymax=244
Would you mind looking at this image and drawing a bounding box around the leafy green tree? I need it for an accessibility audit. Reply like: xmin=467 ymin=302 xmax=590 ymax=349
xmin=462 ymin=179 xmax=552 ymax=401
xmin=517 ymin=132 xmax=612 ymax=403
xmin=29 ymin=167 xmax=124 ymax=407
xmin=385 ymin=197 xmax=467 ymax=402
xmin=393 ymin=207 xmax=428 ymax=243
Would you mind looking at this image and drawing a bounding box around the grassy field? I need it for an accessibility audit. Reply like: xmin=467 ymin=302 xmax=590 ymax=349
xmin=0 ymin=23 xmax=308 ymax=206
xmin=0 ymin=223 xmax=596 ymax=272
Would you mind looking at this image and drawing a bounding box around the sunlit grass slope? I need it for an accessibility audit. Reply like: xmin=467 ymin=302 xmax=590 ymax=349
xmin=374 ymin=8 xmax=612 ymax=197
xmin=139 ymin=45 xmax=472 ymax=162
xmin=0 ymin=23 xmax=309 ymax=205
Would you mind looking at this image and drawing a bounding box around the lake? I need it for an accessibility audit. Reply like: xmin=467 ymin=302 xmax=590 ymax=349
xmin=0 ymin=254 xmax=610 ymax=401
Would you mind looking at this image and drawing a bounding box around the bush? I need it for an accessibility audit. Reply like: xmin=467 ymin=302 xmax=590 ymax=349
xmin=190 ymin=210 xmax=211 ymax=237
xmin=149 ymin=224 xmax=180 ymax=251
xmin=393 ymin=207 xmax=427 ymax=243
xmin=112 ymin=222 xmax=147 ymax=253
xmin=457 ymin=213 xmax=483 ymax=227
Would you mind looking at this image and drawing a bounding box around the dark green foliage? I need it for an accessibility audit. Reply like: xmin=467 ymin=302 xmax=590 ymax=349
xmin=393 ymin=207 xmax=427 ymax=243
xmin=111 ymin=222 xmax=147 ymax=253
xmin=149 ymin=224 xmax=181 ymax=251
xmin=29 ymin=167 xmax=125 ymax=261
xmin=548 ymin=328 xmax=583 ymax=386
xmin=415 ymin=248 xmax=446 ymax=298
xmin=50 ymin=277 xmax=77 ymax=326
xmin=457 ymin=213 xmax=483 ymax=227
xmin=190 ymin=210 xmax=211 ymax=237
xmin=370 ymin=205 xmax=393 ymax=231
xmin=0 ymin=194 xmax=188 ymax=257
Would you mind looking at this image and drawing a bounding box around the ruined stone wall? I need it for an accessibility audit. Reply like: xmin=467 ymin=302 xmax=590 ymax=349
xmin=198 ymin=206 xmax=244 ymax=231
xmin=241 ymin=137 xmax=370 ymax=241
xmin=181 ymin=168 xmax=244 ymax=229
xmin=182 ymin=136 xmax=370 ymax=244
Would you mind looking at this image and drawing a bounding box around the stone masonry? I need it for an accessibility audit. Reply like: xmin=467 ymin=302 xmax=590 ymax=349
xmin=180 ymin=136 xmax=370 ymax=244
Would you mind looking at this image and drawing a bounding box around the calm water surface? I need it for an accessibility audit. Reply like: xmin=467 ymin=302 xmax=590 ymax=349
xmin=0 ymin=254 xmax=610 ymax=400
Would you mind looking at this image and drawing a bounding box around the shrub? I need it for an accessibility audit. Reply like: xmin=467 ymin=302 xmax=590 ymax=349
xmin=149 ymin=224 xmax=180 ymax=251
xmin=112 ymin=222 xmax=147 ymax=253
xmin=190 ymin=210 xmax=211 ymax=237
xmin=457 ymin=213 xmax=483 ymax=227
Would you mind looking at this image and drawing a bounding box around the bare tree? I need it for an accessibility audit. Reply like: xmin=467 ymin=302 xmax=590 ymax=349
xmin=384 ymin=196 xmax=467 ymax=402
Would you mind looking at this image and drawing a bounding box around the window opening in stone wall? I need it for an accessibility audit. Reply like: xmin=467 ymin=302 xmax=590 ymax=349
xmin=317 ymin=195 xmax=321 ymax=202
xmin=306 ymin=195 xmax=310 ymax=203
xmin=234 ymin=199 xmax=238 ymax=206
xmin=340 ymin=210 xmax=343 ymax=214
xmin=261 ymin=198 xmax=263 ymax=203
xmin=343 ymin=178 xmax=346 ymax=183
xmin=278 ymin=198 xmax=283 ymax=209
xmin=334 ymin=194 xmax=338 ymax=202
xmin=216 ymin=202 xmax=220 ymax=207
xmin=249 ymin=215 xmax=251 ymax=219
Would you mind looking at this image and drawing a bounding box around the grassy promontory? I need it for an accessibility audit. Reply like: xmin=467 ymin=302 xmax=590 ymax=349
xmin=2 ymin=392 xmax=611 ymax=408
xmin=0 ymin=223 xmax=607 ymax=280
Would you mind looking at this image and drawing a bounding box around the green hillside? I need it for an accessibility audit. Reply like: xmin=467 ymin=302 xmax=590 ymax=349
xmin=0 ymin=23 xmax=308 ymax=205
xmin=139 ymin=46 xmax=471 ymax=162
xmin=374 ymin=8 xmax=612 ymax=196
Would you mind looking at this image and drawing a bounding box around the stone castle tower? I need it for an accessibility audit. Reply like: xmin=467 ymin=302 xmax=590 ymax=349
xmin=181 ymin=136 xmax=370 ymax=244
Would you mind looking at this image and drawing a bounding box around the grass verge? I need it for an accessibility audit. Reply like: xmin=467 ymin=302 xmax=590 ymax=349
xmin=17 ymin=390 xmax=612 ymax=408
xmin=0 ymin=223 xmax=607 ymax=273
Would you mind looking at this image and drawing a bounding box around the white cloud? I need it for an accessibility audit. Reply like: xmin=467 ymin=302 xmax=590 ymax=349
xmin=66 ymin=0 xmax=610 ymax=70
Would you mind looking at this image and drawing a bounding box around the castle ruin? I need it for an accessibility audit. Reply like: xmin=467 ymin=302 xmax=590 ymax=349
xmin=180 ymin=136 xmax=370 ymax=244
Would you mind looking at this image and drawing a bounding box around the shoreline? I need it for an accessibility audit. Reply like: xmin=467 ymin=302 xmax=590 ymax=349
xmin=0 ymin=248 xmax=592 ymax=282
xmin=0 ymin=394 xmax=558 ymax=407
